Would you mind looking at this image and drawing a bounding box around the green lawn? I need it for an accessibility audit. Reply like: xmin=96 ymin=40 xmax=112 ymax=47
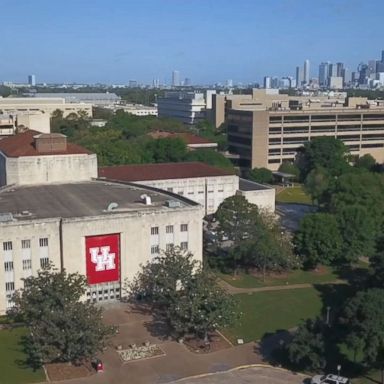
xmin=224 ymin=287 xmax=323 ymax=343
xmin=0 ymin=328 xmax=45 ymax=384
xmin=276 ymin=185 xmax=312 ymax=204
xmin=218 ymin=266 xmax=340 ymax=289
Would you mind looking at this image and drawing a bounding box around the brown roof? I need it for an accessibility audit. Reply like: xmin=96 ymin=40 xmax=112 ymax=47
xmin=99 ymin=162 xmax=235 ymax=182
xmin=0 ymin=129 xmax=92 ymax=157
xmin=148 ymin=131 xmax=216 ymax=145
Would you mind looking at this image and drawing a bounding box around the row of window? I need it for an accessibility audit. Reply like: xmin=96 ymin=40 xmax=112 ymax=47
xmin=151 ymin=224 xmax=188 ymax=236
xmin=4 ymin=257 xmax=48 ymax=272
xmin=3 ymin=238 xmax=48 ymax=251
xmin=270 ymin=114 xmax=384 ymax=123
xmin=150 ymin=242 xmax=188 ymax=255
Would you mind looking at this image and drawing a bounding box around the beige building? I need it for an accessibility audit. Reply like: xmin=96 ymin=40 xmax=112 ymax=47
xmin=99 ymin=162 xmax=275 ymax=214
xmin=0 ymin=97 xmax=93 ymax=117
xmin=0 ymin=112 xmax=50 ymax=135
xmin=0 ymin=131 xmax=203 ymax=314
xmin=225 ymin=93 xmax=384 ymax=170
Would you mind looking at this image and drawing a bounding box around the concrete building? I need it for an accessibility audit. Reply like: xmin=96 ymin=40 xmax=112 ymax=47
xmin=0 ymin=112 xmax=50 ymax=135
xmin=157 ymin=92 xmax=207 ymax=125
xmin=0 ymin=132 xmax=204 ymax=314
xmin=226 ymin=94 xmax=384 ymax=170
xmin=329 ymin=76 xmax=343 ymax=89
xmin=172 ymin=70 xmax=180 ymax=87
xmin=32 ymin=93 xmax=121 ymax=107
xmin=99 ymin=162 xmax=276 ymax=214
xmin=0 ymin=130 xmax=97 ymax=186
xmin=264 ymin=76 xmax=272 ymax=89
xmin=0 ymin=97 xmax=92 ymax=117
xmin=115 ymin=104 xmax=158 ymax=116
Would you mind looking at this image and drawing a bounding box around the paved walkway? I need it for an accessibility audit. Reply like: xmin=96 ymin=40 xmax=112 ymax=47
xmin=171 ymin=365 xmax=308 ymax=384
xmin=218 ymin=278 xmax=347 ymax=295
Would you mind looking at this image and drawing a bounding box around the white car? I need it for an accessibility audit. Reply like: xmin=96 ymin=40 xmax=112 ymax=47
xmin=311 ymin=374 xmax=351 ymax=384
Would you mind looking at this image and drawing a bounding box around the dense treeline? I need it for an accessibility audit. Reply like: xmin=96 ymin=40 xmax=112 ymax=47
xmin=51 ymin=109 xmax=233 ymax=170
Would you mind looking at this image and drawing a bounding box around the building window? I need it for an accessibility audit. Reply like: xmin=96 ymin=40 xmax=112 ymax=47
xmin=198 ymin=190 xmax=204 ymax=194
xmin=39 ymin=238 xmax=48 ymax=247
xmin=5 ymin=282 xmax=15 ymax=292
xmin=166 ymin=225 xmax=174 ymax=234
xmin=4 ymin=261 xmax=14 ymax=272
xmin=166 ymin=243 xmax=174 ymax=252
xmin=180 ymin=224 xmax=188 ymax=232
xmin=22 ymin=259 xmax=32 ymax=270
xmin=167 ymin=187 xmax=173 ymax=192
xmin=180 ymin=242 xmax=188 ymax=251
xmin=151 ymin=227 xmax=159 ymax=235
xmin=3 ymin=241 xmax=12 ymax=251
xmin=151 ymin=245 xmax=160 ymax=255
xmin=40 ymin=257 xmax=49 ymax=269
xmin=178 ymin=191 xmax=184 ymax=196
xmin=21 ymin=240 xmax=31 ymax=249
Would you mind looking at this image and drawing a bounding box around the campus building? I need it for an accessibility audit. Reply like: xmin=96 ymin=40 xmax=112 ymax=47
xmin=99 ymin=162 xmax=276 ymax=214
xmin=0 ymin=131 xmax=203 ymax=314
xmin=222 ymin=91 xmax=384 ymax=170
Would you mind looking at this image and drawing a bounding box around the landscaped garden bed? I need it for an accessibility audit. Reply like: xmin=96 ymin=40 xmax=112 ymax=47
xmin=45 ymin=361 xmax=94 ymax=381
xmin=117 ymin=343 xmax=165 ymax=362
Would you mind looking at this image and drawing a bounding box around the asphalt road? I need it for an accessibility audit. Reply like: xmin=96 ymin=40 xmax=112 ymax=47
xmin=171 ymin=366 xmax=308 ymax=384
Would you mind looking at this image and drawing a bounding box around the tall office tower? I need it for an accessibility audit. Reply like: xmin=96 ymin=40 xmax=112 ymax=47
xmin=296 ymin=66 xmax=303 ymax=87
xmin=172 ymin=70 xmax=180 ymax=87
xmin=328 ymin=63 xmax=337 ymax=78
xmin=381 ymin=50 xmax=384 ymax=63
xmin=263 ymin=76 xmax=271 ymax=89
xmin=368 ymin=60 xmax=377 ymax=77
xmin=28 ymin=74 xmax=36 ymax=86
xmin=184 ymin=78 xmax=191 ymax=86
xmin=303 ymin=59 xmax=310 ymax=84
xmin=318 ymin=62 xmax=329 ymax=87
xmin=336 ymin=62 xmax=344 ymax=77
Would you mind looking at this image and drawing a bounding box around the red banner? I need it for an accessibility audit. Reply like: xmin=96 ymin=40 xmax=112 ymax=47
xmin=85 ymin=234 xmax=120 ymax=285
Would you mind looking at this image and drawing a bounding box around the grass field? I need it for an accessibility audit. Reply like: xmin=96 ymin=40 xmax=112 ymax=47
xmin=0 ymin=328 xmax=45 ymax=384
xmin=218 ymin=266 xmax=340 ymax=289
xmin=276 ymin=185 xmax=312 ymax=204
xmin=224 ymin=287 xmax=323 ymax=343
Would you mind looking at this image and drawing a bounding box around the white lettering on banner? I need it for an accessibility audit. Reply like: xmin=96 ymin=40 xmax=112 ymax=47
xmin=89 ymin=246 xmax=116 ymax=271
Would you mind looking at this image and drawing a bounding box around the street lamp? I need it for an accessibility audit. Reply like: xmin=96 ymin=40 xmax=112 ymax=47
xmin=326 ymin=306 xmax=331 ymax=325
xmin=337 ymin=364 xmax=341 ymax=377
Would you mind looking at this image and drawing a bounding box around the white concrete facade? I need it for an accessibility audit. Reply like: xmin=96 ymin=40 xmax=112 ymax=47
xmin=0 ymin=153 xmax=98 ymax=187
xmin=0 ymin=202 xmax=203 ymax=314
xmin=131 ymin=175 xmax=239 ymax=215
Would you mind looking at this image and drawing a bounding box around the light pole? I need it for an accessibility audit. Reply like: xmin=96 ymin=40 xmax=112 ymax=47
xmin=337 ymin=364 xmax=341 ymax=377
xmin=326 ymin=306 xmax=331 ymax=325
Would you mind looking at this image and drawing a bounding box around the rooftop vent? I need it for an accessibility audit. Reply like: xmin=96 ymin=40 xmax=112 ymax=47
xmin=106 ymin=202 xmax=119 ymax=211
xmin=166 ymin=200 xmax=181 ymax=208
xmin=140 ymin=194 xmax=152 ymax=205
xmin=33 ymin=133 xmax=67 ymax=153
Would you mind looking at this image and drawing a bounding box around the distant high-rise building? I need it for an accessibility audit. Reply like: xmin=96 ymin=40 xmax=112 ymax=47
xmin=152 ymin=78 xmax=160 ymax=88
xmin=336 ymin=62 xmax=344 ymax=77
xmin=303 ymin=59 xmax=310 ymax=84
xmin=28 ymin=74 xmax=36 ymax=86
xmin=368 ymin=60 xmax=377 ymax=77
xmin=128 ymin=80 xmax=137 ymax=88
xmin=381 ymin=50 xmax=384 ymax=63
xmin=318 ymin=62 xmax=329 ymax=87
xmin=328 ymin=64 xmax=337 ymax=78
xmin=263 ymin=76 xmax=271 ymax=89
xmin=296 ymin=66 xmax=303 ymax=87
xmin=172 ymin=70 xmax=180 ymax=87
xmin=184 ymin=78 xmax=191 ymax=86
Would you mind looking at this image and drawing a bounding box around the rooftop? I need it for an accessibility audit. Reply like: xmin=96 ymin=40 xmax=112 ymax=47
xmin=99 ymin=162 xmax=235 ymax=182
xmin=0 ymin=129 xmax=92 ymax=157
xmin=0 ymin=180 xmax=195 ymax=221
xmin=239 ymin=178 xmax=272 ymax=191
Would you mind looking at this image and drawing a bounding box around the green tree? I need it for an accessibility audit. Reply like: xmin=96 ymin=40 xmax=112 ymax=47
xmin=278 ymin=161 xmax=300 ymax=180
xmin=343 ymin=289 xmax=384 ymax=384
xmin=247 ymin=167 xmax=273 ymax=184
xmin=295 ymin=213 xmax=343 ymax=268
xmin=145 ymin=137 xmax=187 ymax=163
xmin=355 ymin=154 xmax=376 ymax=171
xmin=296 ymin=137 xmax=350 ymax=179
xmin=127 ymin=248 xmax=237 ymax=341
xmin=286 ymin=318 xmax=326 ymax=371
xmin=304 ymin=167 xmax=331 ymax=205
xmin=185 ymin=149 xmax=235 ymax=171
xmin=10 ymin=265 xmax=115 ymax=367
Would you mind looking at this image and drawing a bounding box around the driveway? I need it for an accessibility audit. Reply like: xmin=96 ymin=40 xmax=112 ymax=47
xmin=171 ymin=365 xmax=308 ymax=384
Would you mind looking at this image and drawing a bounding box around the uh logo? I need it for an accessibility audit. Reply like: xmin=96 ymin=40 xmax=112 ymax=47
xmin=89 ymin=246 xmax=116 ymax=272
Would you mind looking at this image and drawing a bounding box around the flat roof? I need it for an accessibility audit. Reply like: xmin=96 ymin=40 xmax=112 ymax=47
xmin=99 ymin=162 xmax=235 ymax=182
xmin=0 ymin=181 xmax=196 ymax=221
xmin=239 ymin=178 xmax=272 ymax=191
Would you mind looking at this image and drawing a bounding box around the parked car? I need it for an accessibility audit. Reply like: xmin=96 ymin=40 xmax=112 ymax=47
xmin=311 ymin=374 xmax=350 ymax=384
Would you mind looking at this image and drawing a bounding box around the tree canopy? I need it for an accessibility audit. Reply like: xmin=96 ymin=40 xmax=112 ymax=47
xmin=247 ymin=167 xmax=273 ymax=184
xmin=10 ymin=265 xmax=115 ymax=367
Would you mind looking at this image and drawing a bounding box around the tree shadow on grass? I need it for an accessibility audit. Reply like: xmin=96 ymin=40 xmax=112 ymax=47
xmin=334 ymin=264 xmax=371 ymax=290
xmin=142 ymin=311 xmax=173 ymax=341
xmin=15 ymin=334 xmax=42 ymax=372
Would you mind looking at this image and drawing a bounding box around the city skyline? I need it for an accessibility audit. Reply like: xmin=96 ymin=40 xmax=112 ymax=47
xmin=1 ymin=0 xmax=384 ymax=84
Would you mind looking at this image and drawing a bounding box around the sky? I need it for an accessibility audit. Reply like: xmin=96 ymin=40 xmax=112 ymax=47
xmin=1 ymin=0 xmax=384 ymax=85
